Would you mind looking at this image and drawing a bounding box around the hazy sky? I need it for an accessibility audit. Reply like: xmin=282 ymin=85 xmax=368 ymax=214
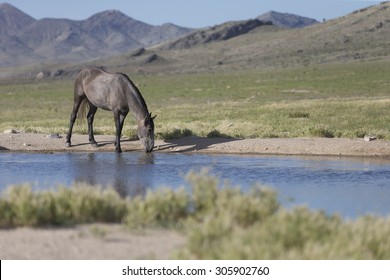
xmin=5 ymin=0 xmax=381 ymax=28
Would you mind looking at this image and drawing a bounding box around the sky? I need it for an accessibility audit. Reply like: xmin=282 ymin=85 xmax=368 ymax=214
xmin=4 ymin=0 xmax=382 ymax=28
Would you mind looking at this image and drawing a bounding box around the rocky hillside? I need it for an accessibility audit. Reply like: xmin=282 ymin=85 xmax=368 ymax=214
xmin=143 ymin=1 xmax=390 ymax=74
xmin=0 ymin=3 xmax=193 ymax=67
xmin=162 ymin=10 xmax=319 ymax=51
xmin=162 ymin=19 xmax=272 ymax=50
xmin=257 ymin=11 xmax=319 ymax=28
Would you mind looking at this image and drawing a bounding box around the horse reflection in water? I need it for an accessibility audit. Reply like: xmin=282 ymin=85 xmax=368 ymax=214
xmin=66 ymin=67 xmax=155 ymax=153
xmin=72 ymin=153 xmax=155 ymax=197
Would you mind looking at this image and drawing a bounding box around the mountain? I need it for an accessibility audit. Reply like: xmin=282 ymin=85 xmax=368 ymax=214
xmin=0 ymin=3 xmax=38 ymax=64
xmin=0 ymin=3 xmax=193 ymax=67
xmin=81 ymin=10 xmax=151 ymax=48
xmin=0 ymin=3 xmax=35 ymax=35
xmin=257 ymin=11 xmax=319 ymax=28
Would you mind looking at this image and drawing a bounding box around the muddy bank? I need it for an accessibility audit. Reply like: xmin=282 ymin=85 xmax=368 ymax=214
xmin=1 ymin=132 xmax=390 ymax=157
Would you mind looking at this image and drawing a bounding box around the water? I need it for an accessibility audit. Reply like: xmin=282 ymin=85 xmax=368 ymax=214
xmin=1 ymin=152 xmax=390 ymax=218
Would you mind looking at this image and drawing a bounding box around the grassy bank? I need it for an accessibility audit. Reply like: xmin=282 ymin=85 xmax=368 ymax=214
xmin=1 ymin=171 xmax=390 ymax=259
xmin=1 ymin=60 xmax=390 ymax=139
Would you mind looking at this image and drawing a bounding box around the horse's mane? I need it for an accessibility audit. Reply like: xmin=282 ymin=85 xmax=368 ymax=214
xmin=118 ymin=72 xmax=149 ymax=116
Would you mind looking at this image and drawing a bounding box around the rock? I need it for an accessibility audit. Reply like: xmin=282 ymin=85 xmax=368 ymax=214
xmin=50 ymin=69 xmax=64 ymax=77
xmin=46 ymin=133 xmax=61 ymax=139
xmin=141 ymin=53 xmax=164 ymax=64
xmin=364 ymin=135 xmax=377 ymax=142
xmin=129 ymin=47 xmax=145 ymax=57
xmin=4 ymin=129 xmax=18 ymax=134
xmin=36 ymin=71 xmax=45 ymax=79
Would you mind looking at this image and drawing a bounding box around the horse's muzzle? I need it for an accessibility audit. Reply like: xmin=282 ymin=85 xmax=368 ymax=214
xmin=141 ymin=137 xmax=154 ymax=153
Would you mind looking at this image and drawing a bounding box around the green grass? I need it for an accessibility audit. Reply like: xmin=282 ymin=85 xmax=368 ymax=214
xmin=1 ymin=171 xmax=390 ymax=259
xmin=1 ymin=60 xmax=390 ymax=139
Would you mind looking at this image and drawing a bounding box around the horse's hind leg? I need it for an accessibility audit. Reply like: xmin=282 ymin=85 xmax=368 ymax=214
xmin=66 ymin=96 xmax=85 ymax=147
xmin=87 ymin=104 xmax=98 ymax=147
xmin=113 ymin=110 xmax=127 ymax=153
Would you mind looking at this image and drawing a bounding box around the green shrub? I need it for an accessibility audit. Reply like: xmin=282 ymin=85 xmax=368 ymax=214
xmin=125 ymin=188 xmax=189 ymax=229
xmin=156 ymin=128 xmax=193 ymax=140
xmin=178 ymin=202 xmax=390 ymax=260
xmin=0 ymin=184 xmax=127 ymax=227
xmin=288 ymin=112 xmax=310 ymax=118
xmin=308 ymin=125 xmax=335 ymax=138
xmin=206 ymin=129 xmax=231 ymax=138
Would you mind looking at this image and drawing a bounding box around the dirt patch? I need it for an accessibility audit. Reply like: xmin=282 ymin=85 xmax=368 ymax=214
xmin=0 ymin=224 xmax=185 ymax=260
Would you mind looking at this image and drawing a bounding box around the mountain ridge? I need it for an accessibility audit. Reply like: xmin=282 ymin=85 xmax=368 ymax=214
xmin=0 ymin=2 xmax=35 ymax=35
xmin=162 ymin=19 xmax=273 ymax=50
xmin=0 ymin=3 xmax=193 ymax=66
xmin=257 ymin=10 xmax=319 ymax=28
xmin=114 ymin=1 xmax=390 ymax=75
xmin=0 ymin=2 xmax=318 ymax=68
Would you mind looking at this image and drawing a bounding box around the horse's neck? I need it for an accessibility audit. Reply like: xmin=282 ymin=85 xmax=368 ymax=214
xmin=127 ymin=87 xmax=148 ymax=123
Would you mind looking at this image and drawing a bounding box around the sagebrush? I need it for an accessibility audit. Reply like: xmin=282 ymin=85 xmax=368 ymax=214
xmin=1 ymin=171 xmax=389 ymax=259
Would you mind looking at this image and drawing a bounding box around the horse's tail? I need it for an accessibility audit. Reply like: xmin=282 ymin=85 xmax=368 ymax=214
xmin=74 ymin=68 xmax=89 ymax=122
xmin=77 ymin=99 xmax=89 ymax=121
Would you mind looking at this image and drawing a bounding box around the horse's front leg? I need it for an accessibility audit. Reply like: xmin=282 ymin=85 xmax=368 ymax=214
xmin=114 ymin=110 xmax=127 ymax=153
xmin=87 ymin=105 xmax=98 ymax=147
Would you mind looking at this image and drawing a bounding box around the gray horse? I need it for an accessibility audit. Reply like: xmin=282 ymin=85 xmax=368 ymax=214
xmin=66 ymin=67 xmax=155 ymax=153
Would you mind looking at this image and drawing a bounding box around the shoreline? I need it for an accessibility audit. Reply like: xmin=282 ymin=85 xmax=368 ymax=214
xmin=1 ymin=132 xmax=390 ymax=158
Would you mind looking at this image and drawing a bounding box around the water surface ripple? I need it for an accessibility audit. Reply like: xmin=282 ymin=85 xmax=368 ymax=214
xmin=1 ymin=152 xmax=390 ymax=218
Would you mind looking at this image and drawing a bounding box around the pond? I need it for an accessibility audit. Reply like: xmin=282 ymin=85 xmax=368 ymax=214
xmin=1 ymin=152 xmax=390 ymax=218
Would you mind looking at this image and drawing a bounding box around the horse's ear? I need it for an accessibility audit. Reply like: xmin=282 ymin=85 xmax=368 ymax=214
xmin=148 ymin=112 xmax=156 ymax=120
xmin=144 ymin=113 xmax=156 ymax=126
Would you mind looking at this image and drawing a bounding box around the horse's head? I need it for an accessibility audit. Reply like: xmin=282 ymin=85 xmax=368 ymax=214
xmin=138 ymin=112 xmax=156 ymax=153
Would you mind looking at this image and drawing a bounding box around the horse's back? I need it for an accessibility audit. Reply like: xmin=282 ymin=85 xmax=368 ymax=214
xmin=76 ymin=67 xmax=110 ymax=83
xmin=75 ymin=67 xmax=131 ymax=111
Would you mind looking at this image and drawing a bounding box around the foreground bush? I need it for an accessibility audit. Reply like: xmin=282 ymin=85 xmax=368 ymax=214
xmin=1 ymin=171 xmax=390 ymax=259
xmin=124 ymin=187 xmax=189 ymax=229
xmin=0 ymin=184 xmax=127 ymax=227
xmin=180 ymin=207 xmax=390 ymax=259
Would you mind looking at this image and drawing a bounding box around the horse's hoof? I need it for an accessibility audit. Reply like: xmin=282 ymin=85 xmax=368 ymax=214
xmin=65 ymin=142 xmax=71 ymax=148
xmin=91 ymin=142 xmax=98 ymax=148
